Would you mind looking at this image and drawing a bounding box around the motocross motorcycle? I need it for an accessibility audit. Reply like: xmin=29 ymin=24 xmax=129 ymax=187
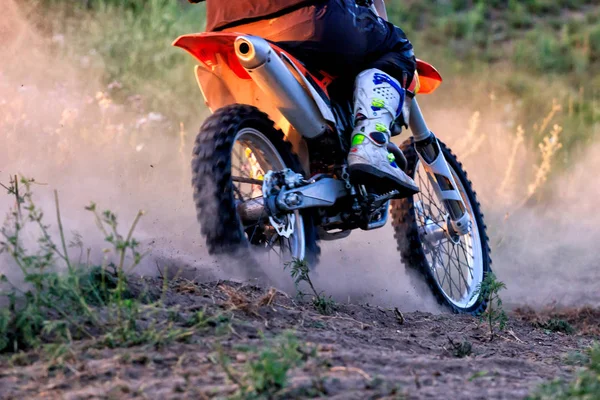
xmin=173 ymin=8 xmax=492 ymax=315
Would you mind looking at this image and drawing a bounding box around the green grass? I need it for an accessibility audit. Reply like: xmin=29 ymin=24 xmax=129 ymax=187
xmin=16 ymin=0 xmax=600 ymax=181
xmin=387 ymin=1 xmax=599 ymax=172
xmin=0 ymin=175 xmax=205 ymax=353
xmin=28 ymin=0 xmax=207 ymax=127
xmin=528 ymin=343 xmax=600 ymax=399
xmin=218 ymin=332 xmax=310 ymax=399
xmin=535 ymin=318 xmax=575 ymax=335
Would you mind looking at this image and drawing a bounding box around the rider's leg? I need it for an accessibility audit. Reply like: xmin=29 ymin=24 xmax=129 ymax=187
xmin=225 ymin=0 xmax=418 ymax=194
xmin=347 ymin=68 xmax=418 ymax=195
xmin=296 ymin=0 xmax=419 ymax=194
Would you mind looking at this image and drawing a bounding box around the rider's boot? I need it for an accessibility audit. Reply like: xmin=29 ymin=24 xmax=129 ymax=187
xmin=348 ymin=68 xmax=419 ymax=197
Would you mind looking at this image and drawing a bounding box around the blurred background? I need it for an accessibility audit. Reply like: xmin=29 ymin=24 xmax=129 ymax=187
xmin=1 ymin=0 xmax=599 ymax=309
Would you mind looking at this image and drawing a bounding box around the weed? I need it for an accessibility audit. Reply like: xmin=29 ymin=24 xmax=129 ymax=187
xmin=184 ymin=308 xmax=232 ymax=337
xmin=447 ymin=336 xmax=473 ymax=358
xmin=528 ymin=343 xmax=600 ymax=399
xmin=565 ymin=350 xmax=591 ymax=366
xmin=218 ymin=332 xmax=309 ymax=399
xmin=454 ymin=111 xmax=486 ymax=160
xmin=247 ymin=334 xmax=304 ymax=396
xmin=284 ymin=258 xmax=335 ymax=315
xmin=0 ymin=176 xmax=97 ymax=351
xmin=471 ymin=272 xmax=508 ymax=339
xmin=536 ymin=318 xmax=575 ymax=335
xmin=524 ymin=123 xmax=564 ymax=204
xmin=309 ymin=321 xmax=327 ymax=329
xmin=0 ymin=175 xmax=203 ymax=352
xmin=312 ymin=295 xmax=336 ymax=316
xmin=469 ymin=370 xmax=489 ymax=381
xmin=498 ymin=124 xmax=525 ymax=195
xmin=219 ymin=284 xmax=259 ymax=315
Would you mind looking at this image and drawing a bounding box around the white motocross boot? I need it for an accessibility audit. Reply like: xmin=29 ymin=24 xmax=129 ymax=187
xmin=348 ymin=68 xmax=419 ymax=196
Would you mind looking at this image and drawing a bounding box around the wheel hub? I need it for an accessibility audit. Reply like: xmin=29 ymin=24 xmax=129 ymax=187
xmin=227 ymin=126 xmax=307 ymax=261
xmin=416 ymin=200 xmax=461 ymax=248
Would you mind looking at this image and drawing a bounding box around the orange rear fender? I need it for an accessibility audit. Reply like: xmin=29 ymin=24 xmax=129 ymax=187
xmin=415 ymin=59 xmax=443 ymax=95
xmin=173 ymin=32 xmax=251 ymax=79
xmin=173 ymin=32 xmax=333 ymax=95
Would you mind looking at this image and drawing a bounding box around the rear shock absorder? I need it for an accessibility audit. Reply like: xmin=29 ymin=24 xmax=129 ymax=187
xmin=409 ymin=99 xmax=470 ymax=236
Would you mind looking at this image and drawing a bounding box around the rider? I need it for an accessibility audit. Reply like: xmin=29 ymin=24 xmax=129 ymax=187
xmin=190 ymin=0 xmax=419 ymax=195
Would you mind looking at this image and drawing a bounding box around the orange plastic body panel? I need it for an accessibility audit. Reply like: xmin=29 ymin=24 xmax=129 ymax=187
xmin=173 ymin=33 xmax=251 ymax=79
xmin=415 ymin=59 xmax=443 ymax=95
xmin=173 ymin=33 xmax=441 ymax=96
xmin=173 ymin=32 xmax=333 ymax=96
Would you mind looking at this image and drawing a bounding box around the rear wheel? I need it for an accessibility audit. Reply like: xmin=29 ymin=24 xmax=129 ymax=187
xmin=391 ymin=138 xmax=492 ymax=315
xmin=191 ymin=104 xmax=319 ymax=265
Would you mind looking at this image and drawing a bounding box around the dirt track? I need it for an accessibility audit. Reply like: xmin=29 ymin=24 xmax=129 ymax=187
xmin=1 ymin=279 xmax=597 ymax=399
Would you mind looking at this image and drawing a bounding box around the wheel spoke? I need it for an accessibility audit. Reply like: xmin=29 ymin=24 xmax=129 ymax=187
xmin=414 ymin=155 xmax=484 ymax=308
xmin=452 ymin=245 xmax=470 ymax=296
xmin=435 ymin=241 xmax=455 ymax=298
xmin=232 ymin=176 xmax=264 ymax=185
xmin=418 ymin=172 xmax=446 ymax=218
xmin=233 ymin=185 xmax=244 ymax=201
xmin=458 ymin=240 xmax=475 ymax=268
xmin=248 ymin=210 xmax=267 ymax=243
xmin=431 ymin=244 xmax=446 ymax=290
xmin=445 ymin=243 xmax=462 ymax=298
xmin=266 ymin=233 xmax=280 ymax=254
xmin=438 ymin=243 xmax=468 ymax=299
xmin=234 ymin=145 xmax=245 ymax=165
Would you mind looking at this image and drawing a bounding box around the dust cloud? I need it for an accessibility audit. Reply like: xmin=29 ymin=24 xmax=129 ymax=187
xmin=0 ymin=1 xmax=215 ymax=281
xmin=423 ymin=106 xmax=600 ymax=309
xmin=1 ymin=1 xmax=598 ymax=312
xmin=279 ymin=101 xmax=600 ymax=311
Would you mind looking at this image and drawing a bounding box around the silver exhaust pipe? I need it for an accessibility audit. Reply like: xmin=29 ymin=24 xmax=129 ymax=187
xmin=234 ymin=36 xmax=329 ymax=139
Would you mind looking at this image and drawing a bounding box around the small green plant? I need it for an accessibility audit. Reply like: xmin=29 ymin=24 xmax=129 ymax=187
xmin=284 ymin=258 xmax=335 ymax=315
xmin=447 ymin=336 xmax=473 ymax=358
xmin=0 ymin=175 xmax=199 ymax=352
xmin=218 ymin=332 xmax=308 ymax=399
xmin=535 ymin=318 xmax=575 ymax=335
xmin=0 ymin=176 xmax=98 ymax=351
xmin=565 ymin=350 xmax=591 ymax=367
xmin=469 ymin=370 xmax=489 ymax=381
xmin=528 ymin=343 xmax=600 ymax=399
xmin=247 ymin=334 xmax=304 ymax=395
xmin=472 ymin=272 xmax=508 ymax=339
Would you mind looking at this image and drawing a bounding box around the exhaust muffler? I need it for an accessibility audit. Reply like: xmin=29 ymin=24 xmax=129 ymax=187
xmin=234 ymin=36 xmax=328 ymax=139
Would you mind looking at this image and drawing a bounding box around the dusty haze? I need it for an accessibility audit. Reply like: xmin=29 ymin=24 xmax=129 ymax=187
xmin=1 ymin=1 xmax=598 ymax=312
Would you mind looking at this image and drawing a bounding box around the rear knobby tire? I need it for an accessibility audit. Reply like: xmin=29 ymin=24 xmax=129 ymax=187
xmin=191 ymin=104 xmax=320 ymax=265
xmin=391 ymin=138 xmax=492 ymax=315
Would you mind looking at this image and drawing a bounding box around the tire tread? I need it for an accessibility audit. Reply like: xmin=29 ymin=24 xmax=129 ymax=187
xmin=191 ymin=104 xmax=320 ymax=263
